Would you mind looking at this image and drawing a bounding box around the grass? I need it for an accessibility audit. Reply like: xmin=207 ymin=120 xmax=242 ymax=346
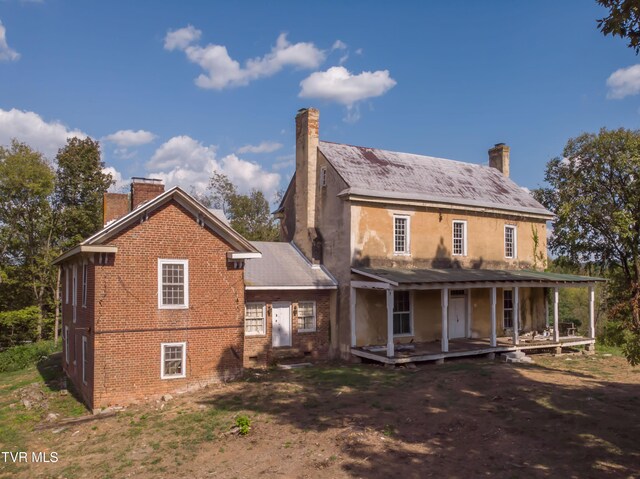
xmin=0 ymin=341 xmax=61 ymax=373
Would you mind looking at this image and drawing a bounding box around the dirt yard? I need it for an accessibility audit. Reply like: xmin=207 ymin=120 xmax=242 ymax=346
xmin=1 ymin=348 xmax=639 ymax=479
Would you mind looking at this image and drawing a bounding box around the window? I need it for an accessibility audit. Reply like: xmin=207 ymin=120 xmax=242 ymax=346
xmin=158 ymin=259 xmax=189 ymax=309
xmin=320 ymin=166 xmax=327 ymax=188
xmin=161 ymin=342 xmax=186 ymax=379
xmin=503 ymin=289 xmax=513 ymax=329
xmin=64 ymin=326 xmax=69 ymax=364
xmin=393 ymin=291 xmax=412 ymax=336
xmin=394 ymin=215 xmax=410 ymax=255
xmin=452 ymin=220 xmax=467 ymax=256
xmin=65 ymin=267 xmax=69 ymax=304
xmin=504 ymin=225 xmax=517 ymax=259
xmin=82 ymin=336 xmax=88 ymax=385
xmin=298 ymin=302 xmax=316 ymax=332
xmin=245 ymin=303 xmax=266 ymax=335
xmin=72 ymin=265 xmax=77 ymax=322
xmin=82 ymin=263 xmax=88 ymax=308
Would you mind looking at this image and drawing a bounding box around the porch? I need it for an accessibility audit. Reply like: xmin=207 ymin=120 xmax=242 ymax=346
xmin=350 ymin=267 xmax=604 ymax=363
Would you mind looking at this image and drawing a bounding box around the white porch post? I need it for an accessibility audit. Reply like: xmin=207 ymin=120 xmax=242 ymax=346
xmin=589 ymin=284 xmax=595 ymax=339
xmin=544 ymin=288 xmax=550 ymax=328
xmin=441 ymin=288 xmax=449 ymax=353
xmin=386 ymin=289 xmax=394 ymax=358
xmin=512 ymin=286 xmax=519 ymax=346
xmin=553 ymin=287 xmax=560 ymax=342
xmin=490 ymin=287 xmax=497 ymax=347
xmin=350 ymin=287 xmax=356 ymax=347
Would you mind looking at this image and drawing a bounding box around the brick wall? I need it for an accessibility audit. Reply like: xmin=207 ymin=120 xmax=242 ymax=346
xmin=243 ymin=290 xmax=331 ymax=368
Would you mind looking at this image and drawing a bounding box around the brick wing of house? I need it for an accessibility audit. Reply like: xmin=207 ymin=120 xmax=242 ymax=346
xmin=276 ymin=108 xmax=605 ymax=364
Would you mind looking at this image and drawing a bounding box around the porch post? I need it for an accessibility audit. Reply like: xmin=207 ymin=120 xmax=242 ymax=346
xmin=490 ymin=287 xmax=497 ymax=347
xmin=350 ymin=287 xmax=356 ymax=347
xmin=544 ymin=288 xmax=550 ymax=328
xmin=386 ymin=289 xmax=394 ymax=358
xmin=512 ymin=286 xmax=519 ymax=346
xmin=441 ymin=288 xmax=449 ymax=353
xmin=589 ymin=284 xmax=595 ymax=339
xmin=553 ymin=287 xmax=560 ymax=342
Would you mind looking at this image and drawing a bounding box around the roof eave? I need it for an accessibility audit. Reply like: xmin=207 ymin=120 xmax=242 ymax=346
xmin=52 ymin=245 xmax=118 ymax=265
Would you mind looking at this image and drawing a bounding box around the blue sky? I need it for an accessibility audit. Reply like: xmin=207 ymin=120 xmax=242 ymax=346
xmin=0 ymin=1 xmax=638 ymax=200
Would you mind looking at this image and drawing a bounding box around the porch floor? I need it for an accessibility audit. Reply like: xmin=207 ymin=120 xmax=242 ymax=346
xmin=351 ymin=335 xmax=595 ymax=365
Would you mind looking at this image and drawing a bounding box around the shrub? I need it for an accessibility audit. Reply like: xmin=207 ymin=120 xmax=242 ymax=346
xmin=0 ymin=340 xmax=61 ymax=373
xmin=235 ymin=415 xmax=251 ymax=435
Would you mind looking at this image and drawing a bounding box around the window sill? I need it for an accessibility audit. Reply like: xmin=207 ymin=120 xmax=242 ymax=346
xmin=393 ymin=252 xmax=411 ymax=257
xmin=393 ymin=333 xmax=414 ymax=338
xmin=161 ymin=374 xmax=186 ymax=380
xmin=158 ymin=305 xmax=189 ymax=310
xmin=298 ymin=329 xmax=317 ymax=333
xmin=245 ymin=333 xmax=266 ymax=338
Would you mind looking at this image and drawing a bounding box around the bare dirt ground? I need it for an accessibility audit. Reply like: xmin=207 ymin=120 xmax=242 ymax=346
xmin=2 ymin=348 xmax=640 ymax=479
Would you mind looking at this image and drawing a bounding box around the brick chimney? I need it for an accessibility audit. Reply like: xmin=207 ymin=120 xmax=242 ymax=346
xmin=103 ymin=193 xmax=130 ymax=226
xmin=294 ymin=108 xmax=319 ymax=261
xmin=488 ymin=143 xmax=510 ymax=177
xmin=131 ymin=177 xmax=165 ymax=210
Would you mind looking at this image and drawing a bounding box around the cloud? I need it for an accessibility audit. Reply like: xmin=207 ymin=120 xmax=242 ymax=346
xmin=606 ymin=64 xmax=640 ymax=99
xmin=0 ymin=20 xmax=20 ymax=62
xmin=237 ymin=141 xmax=282 ymax=154
xmin=332 ymin=40 xmax=347 ymax=51
xmin=272 ymin=154 xmax=294 ymax=170
xmin=0 ymin=108 xmax=86 ymax=158
xmin=104 ymin=129 xmax=156 ymax=147
xmin=102 ymin=166 xmax=128 ymax=192
xmin=165 ymin=28 xmax=325 ymax=89
xmin=299 ymin=66 xmax=396 ymax=107
xmin=146 ymin=135 xmax=280 ymax=196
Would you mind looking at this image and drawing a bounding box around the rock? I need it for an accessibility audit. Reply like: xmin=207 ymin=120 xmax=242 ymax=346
xmin=162 ymin=394 xmax=173 ymax=402
xmin=59 ymin=389 xmax=69 ymax=396
xmin=46 ymin=413 xmax=59 ymax=422
xmin=52 ymin=427 xmax=67 ymax=434
xmin=406 ymin=363 xmax=417 ymax=370
xmin=22 ymin=399 xmax=32 ymax=409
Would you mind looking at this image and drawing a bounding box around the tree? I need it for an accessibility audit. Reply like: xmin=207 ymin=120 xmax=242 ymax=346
xmin=534 ymin=128 xmax=640 ymax=363
xmin=54 ymin=137 xmax=113 ymax=249
xmin=207 ymin=172 xmax=279 ymax=241
xmin=597 ymin=0 xmax=640 ymax=54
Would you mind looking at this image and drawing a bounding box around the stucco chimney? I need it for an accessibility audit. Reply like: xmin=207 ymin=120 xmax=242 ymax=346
xmin=488 ymin=143 xmax=510 ymax=177
xmin=103 ymin=192 xmax=130 ymax=226
xmin=294 ymin=108 xmax=319 ymax=260
xmin=131 ymin=177 xmax=165 ymax=210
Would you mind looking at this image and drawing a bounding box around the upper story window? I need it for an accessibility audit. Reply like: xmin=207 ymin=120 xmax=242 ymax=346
xmin=320 ymin=166 xmax=327 ymax=188
xmin=81 ymin=263 xmax=88 ymax=308
xmin=245 ymin=302 xmax=266 ymax=335
xmin=65 ymin=267 xmax=69 ymax=304
xmin=452 ymin=220 xmax=467 ymax=256
xmin=72 ymin=265 xmax=78 ymax=322
xmin=161 ymin=342 xmax=186 ymax=379
xmin=504 ymin=225 xmax=517 ymax=259
xmin=503 ymin=289 xmax=513 ymax=329
xmin=393 ymin=291 xmax=412 ymax=336
xmin=158 ymin=259 xmax=189 ymax=309
xmin=394 ymin=215 xmax=410 ymax=255
xmin=298 ymin=301 xmax=316 ymax=332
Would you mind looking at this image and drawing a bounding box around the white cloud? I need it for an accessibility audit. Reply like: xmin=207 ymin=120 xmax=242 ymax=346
xmin=332 ymin=40 xmax=347 ymax=51
xmin=104 ymin=129 xmax=156 ymax=147
xmin=102 ymin=166 xmax=128 ymax=192
xmin=0 ymin=21 xmax=20 ymax=62
xmin=299 ymin=66 xmax=396 ymax=107
xmin=237 ymin=141 xmax=282 ymax=154
xmin=606 ymin=64 xmax=640 ymax=99
xmin=147 ymin=135 xmax=280 ymax=196
xmin=355 ymin=48 xmax=363 ymax=55
xmin=165 ymin=28 xmax=325 ymax=89
xmin=0 ymin=108 xmax=86 ymax=158
xmin=272 ymin=154 xmax=294 ymax=170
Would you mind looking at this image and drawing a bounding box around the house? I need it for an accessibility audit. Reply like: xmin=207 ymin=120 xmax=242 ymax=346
xmin=277 ymin=108 xmax=604 ymax=364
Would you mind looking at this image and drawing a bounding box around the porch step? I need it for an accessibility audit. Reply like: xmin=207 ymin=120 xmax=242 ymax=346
xmin=502 ymin=351 xmax=534 ymax=364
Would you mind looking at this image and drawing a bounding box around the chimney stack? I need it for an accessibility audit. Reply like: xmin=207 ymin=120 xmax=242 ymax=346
xmin=294 ymin=108 xmax=319 ymax=261
xmin=131 ymin=177 xmax=165 ymax=210
xmin=488 ymin=143 xmax=510 ymax=177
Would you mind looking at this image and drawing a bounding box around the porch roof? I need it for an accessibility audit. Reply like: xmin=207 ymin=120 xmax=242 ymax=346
xmin=351 ymin=267 xmax=605 ymax=289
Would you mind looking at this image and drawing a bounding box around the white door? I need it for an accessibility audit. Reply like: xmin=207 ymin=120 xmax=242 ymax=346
xmin=272 ymin=302 xmax=292 ymax=347
xmin=448 ymin=291 xmax=467 ymax=339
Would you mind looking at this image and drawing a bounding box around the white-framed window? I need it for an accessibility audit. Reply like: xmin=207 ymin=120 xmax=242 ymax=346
xmin=72 ymin=264 xmax=77 ymax=322
xmin=452 ymin=220 xmax=467 ymax=256
xmin=158 ymin=259 xmax=189 ymax=309
xmin=320 ymin=166 xmax=327 ymax=188
xmin=64 ymin=326 xmax=69 ymax=364
xmin=504 ymin=225 xmax=517 ymax=259
xmin=393 ymin=215 xmax=410 ymax=255
xmin=65 ymin=267 xmax=69 ymax=304
xmin=82 ymin=336 xmax=88 ymax=385
xmin=503 ymin=289 xmax=514 ymax=329
xmin=297 ymin=301 xmax=316 ymax=332
xmin=393 ymin=291 xmax=412 ymax=336
xmin=244 ymin=302 xmax=266 ymax=335
xmin=161 ymin=342 xmax=186 ymax=379
xmin=81 ymin=263 xmax=88 ymax=308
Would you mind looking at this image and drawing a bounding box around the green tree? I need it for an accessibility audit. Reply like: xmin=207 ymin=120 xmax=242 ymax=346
xmin=0 ymin=140 xmax=57 ymax=340
xmin=534 ymin=128 xmax=640 ymax=363
xmin=54 ymin=137 xmax=113 ymax=249
xmin=207 ymin=172 xmax=279 ymax=241
xmin=597 ymin=0 xmax=640 ymax=53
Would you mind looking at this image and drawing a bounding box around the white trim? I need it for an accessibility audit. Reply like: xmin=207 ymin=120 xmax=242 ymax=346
xmin=245 ymin=285 xmax=337 ymax=291
xmin=161 ymin=342 xmax=187 ymax=379
xmin=393 ymin=214 xmax=411 ymax=256
xmin=320 ymin=166 xmax=327 ymax=188
xmin=227 ymin=252 xmax=262 ymax=260
xmin=297 ymin=301 xmax=317 ymax=332
xmin=244 ymin=302 xmax=266 ymax=336
xmin=392 ymin=290 xmax=413 ymax=337
xmin=272 ymin=301 xmax=293 ymax=347
xmin=81 ymin=263 xmax=88 ymax=308
xmin=589 ymin=285 xmax=595 ymax=338
xmin=64 ymin=326 xmax=69 ymax=364
xmin=386 ymin=289 xmax=394 ymax=357
xmin=157 ymin=259 xmax=189 ymax=309
xmin=452 ymin=220 xmax=467 ymax=256
xmin=441 ymin=288 xmax=449 ymax=352
xmin=65 ymin=266 xmax=69 ymax=305
xmin=52 ymin=245 xmax=118 ymax=265
xmin=504 ymin=224 xmax=517 ymax=259
xmin=350 ymin=287 xmax=357 ymax=347
xmin=81 ymin=336 xmax=88 ymax=385
xmin=72 ymin=264 xmax=77 ymax=323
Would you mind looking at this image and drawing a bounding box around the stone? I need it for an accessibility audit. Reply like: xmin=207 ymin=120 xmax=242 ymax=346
xmin=161 ymin=394 xmax=173 ymax=402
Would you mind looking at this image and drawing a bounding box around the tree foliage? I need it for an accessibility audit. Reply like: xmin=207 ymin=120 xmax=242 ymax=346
xmin=534 ymin=128 xmax=640 ymax=363
xmin=597 ymin=0 xmax=640 ymax=54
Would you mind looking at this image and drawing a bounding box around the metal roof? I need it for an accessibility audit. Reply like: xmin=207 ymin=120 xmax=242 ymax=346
xmin=318 ymin=141 xmax=553 ymax=218
xmin=352 ymin=267 xmax=604 ymax=288
xmin=245 ymin=242 xmax=337 ymax=289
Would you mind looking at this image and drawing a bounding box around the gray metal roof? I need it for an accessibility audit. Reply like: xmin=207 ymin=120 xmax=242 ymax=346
xmin=319 ymin=141 xmax=553 ymax=217
xmin=353 ymin=267 xmax=604 ymax=287
xmin=245 ymin=242 xmax=337 ymax=289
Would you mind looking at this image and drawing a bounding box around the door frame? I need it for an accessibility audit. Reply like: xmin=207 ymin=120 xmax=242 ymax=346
xmin=271 ymin=301 xmax=292 ymax=347
xmin=448 ymin=289 xmax=469 ymax=339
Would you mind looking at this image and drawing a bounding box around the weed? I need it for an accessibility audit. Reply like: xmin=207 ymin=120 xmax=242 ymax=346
xmin=382 ymin=424 xmax=395 ymax=437
xmin=235 ymin=414 xmax=251 ymax=435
